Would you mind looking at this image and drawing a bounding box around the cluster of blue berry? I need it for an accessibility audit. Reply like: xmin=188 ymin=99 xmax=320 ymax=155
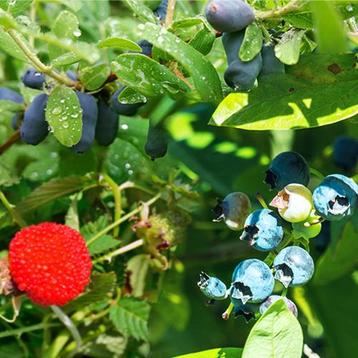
xmin=198 ymin=151 xmax=358 ymax=320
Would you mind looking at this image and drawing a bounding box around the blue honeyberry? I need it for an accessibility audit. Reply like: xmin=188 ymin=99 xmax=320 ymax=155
xmin=66 ymin=70 xmax=78 ymax=81
xmin=231 ymin=259 xmax=274 ymax=304
xmin=205 ymin=0 xmax=255 ymax=33
xmin=260 ymin=45 xmax=285 ymax=76
xmin=72 ymin=92 xmax=98 ymax=153
xmin=21 ymin=68 xmax=46 ymax=89
xmin=197 ymin=272 xmax=227 ymax=300
xmin=111 ymin=87 xmax=145 ymax=116
xmin=154 ymin=0 xmax=168 ymax=21
xmin=95 ymin=98 xmax=119 ymax=146
xmin=273 ymin=246 xmax=314 ymax=288
xmin=333 ymin=136 xmax=358 ymax=172
xmin=137 ymin=39 xmax=153 ymax=57
xmin=259 ymin=295 xmax=298 ymax=317
xmin=144 ymin=123 xmax=168 ymax=160
xmin=265 ymin=151 xmax=310 ymax=190
xmin=213 ymin=192 xmax=251 ymax=231
xmin=20 ymin=93 xmax=48 ymax=145
xmin=222 ymin=31 xmax=245 ymax=64
xmin=313 ymin=174 xmax=358 ymax=221
xmin=240 ymin=209 xmax=284 ymax=251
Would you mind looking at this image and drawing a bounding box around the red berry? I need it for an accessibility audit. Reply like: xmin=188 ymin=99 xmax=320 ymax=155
xmin=9 ymin=222 xmax=92 ymax=306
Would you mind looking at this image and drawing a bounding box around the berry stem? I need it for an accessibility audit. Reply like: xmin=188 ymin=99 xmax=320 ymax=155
xmin=0 ymin=130 xmax=20 ymax=156
xmin=0 ymin=191 xmax=27 ymax=227
xmin=222 ymin=302 xmax=234 ymax=320
xmin=256 ymin=193 xmax=268 ymax=209
xmin=0 ymin=322 xmax=60 ymax=338
xmin=255 ymin=0 xmax=308 ymax=21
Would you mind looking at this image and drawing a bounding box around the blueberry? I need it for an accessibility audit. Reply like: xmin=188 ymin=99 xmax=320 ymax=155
xmin=154 ymin=0 xmax=168 ymax=21
xmin=137 ymin=39 xmax=153 ymax=57
xmin=197 ymin=272 xmax=227 ymax=300
xmin=273 ymin=246 xmax=314 ymax=287
xmin=111 ymin=87 xmax=145 ymax=116
xmin=144 ymin=123 xmax=168 ymax=160
xmin=95 ymin=98 xmax=119 ymax=146
xmin=66 ymin=70 xmax=78 ymax=81
xmin=21 ymin=68 xmax=46 ymax=89
xmin=20 ymin=93 xmax=48 ymax=145
xmin=333 ymin=136 xmax=358 ymax=172
xmin=265 ymin=151 xmax=310 ymax=190
xmin=205 ymin=0 xmax=255 ymax=33
xmin=231 ymin=259 xmax=274 ymax=304
xmin=313 ymin=174 xmax=358 ymax=221
xmin=213 ymin=192 xmax=251 ymax=231
xmin=259 ymin=295 xmax=298 ymax=317
xmin=72 ymin=92 xmax=98 ymax=153
xmin=231 ymin=298 xmax=259 ymax=321
xmin=0 ymin=87 xmax=23 ymax=103
xmin=240 ymin=208 xmax=284 ymax=251
xmin=270 ymin=184 xmax=313 ymax=223
xmin=260 ymin=45 xmax=285 ymax=76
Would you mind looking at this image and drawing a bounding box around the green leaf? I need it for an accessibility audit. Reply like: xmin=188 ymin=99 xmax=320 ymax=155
xmin=189 ymin=27 xmax=215 ymax=55
xmin=98 ymin=37 xmax=142 ymax=51
xmin=175 ymin=348 xmax=243 ymax=358
xmin=88 ymin=235 xmax=120 ymax=255
xmin=0 ymin=8 xmax=18 ymax=29
xmin=210 ymin=54 xmax=358 ymax=130
xmin=313 ymin=222 xmax=358 ymax=285
xmin=127 ymin=254 xmax=150 ymax=297
xmin=52 ymin=52 xmax=82 ymax=67
xmin=53 ymin=10 xmax=80 ymax=39
xmin=137 ymin=22 xmax=223 ymax=103
xmin=112 ymin=53 xmax=190 ymax=98
xmin=0 ymin=0 xmax=32 ymax=16
xmin=0 ymin=30 xmax=28 ymax=61
xmin=283 ymin=12 xmax=313 ymax=29
xmin=275 ymin=30 xmax=305 ymax=65
xmin=0 ymin=99 xmax=23 ymax=112
xmin=65 ymin=194 xmax=80 ymax=231
xmin=117 ymin=87 xmax=147 ymax=104
xmin=122 ymin=0 xmax=157 ymax=23
xmin=239 ymin=23 xmax=263 ymax=62
xmin=46 ymin=86 xmax=82 ymax=146
xmin=242 ymin=299 xmax=303 ymax=358
xmin=80 ymin=64 xmax=110 ymax=91
xmin=311 ymin=1 xmax=348 ymax=54
xmin=109 ymin=298 xmax=150 ymax=341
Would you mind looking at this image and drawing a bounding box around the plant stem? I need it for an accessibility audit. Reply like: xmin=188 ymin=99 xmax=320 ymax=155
xmin=256 ymin=0 xmax=307 ymax=21
xmin=93 ymin=239 xmax=144 ymax=264
xmin=0 ymin=322 xmax=60 ymax=338
xmin=0 ymin=130 xmax=20 ymax=155
xmin=0 ymin=191 xmax=27 ymax=227
xmin=165 ymin=0 xmax=176 ymax=28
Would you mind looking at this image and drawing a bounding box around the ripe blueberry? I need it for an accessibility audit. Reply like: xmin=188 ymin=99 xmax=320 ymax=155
xmin=265 ymin=151 xmax=310 ymax=190
xmin=197 ymin=272 xmax=227 ymax=300
xmin=333 ymin=136 xmax=358 ymax=172
xmin=213 ymin=192 xmax=251 ymax=231
xmin=21 ymin=68 xmax=46 ymax=89
xmin=72 ymin=92 xmax=98 ymax=153
xmin=144 ymin=123 xmax=168 ymax=160
xmin=111 ymin=87 xmax=145 ymax=116
xmin=20 ymin=93 xmax=48 ymax=145
xmin=313 ymin=174 xmax=358 ymax=221
xmin=240 ymin=208 xmax=284 ymax=251
xmin=273 ymin=246 xmax=314 ymax=287
xmin=95 ymin=98 xmax=119 ymax=146
xmin=260 ymin=45 xmax=285 ymax=76
xmin=259 ymin=295 xmax=298 ymax=317
xmin=205 ymin=0 xmax=255 ymax=33
xmin=231 ymin=259 xmax=274 ymax=304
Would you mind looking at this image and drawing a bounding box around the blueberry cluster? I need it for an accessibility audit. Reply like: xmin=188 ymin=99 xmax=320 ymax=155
xmin=205 ymin=0 xmax=284 ymax=91
xmin=198 ymin=151 xmax=357 ymax=320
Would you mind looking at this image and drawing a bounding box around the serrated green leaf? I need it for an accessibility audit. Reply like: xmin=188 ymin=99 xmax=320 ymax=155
xmin=80 ymin=64 xmax=110 ymax=91
xmin=239 ymin=23 xmax=263 ymax=62
xmin=46 ymin=86 xmax=82 ymax=146
xmin=53 ymin=10 xmax=80 ymax=39
xmin=175 ymin=348 xmax=243 ymax=358
xmin=275 ymin=30 xmax=305 ymax=65
xmin=112 ymin=53 xmax=190 ymax=98
xmin=98 ymin=37 xmax=142 ymax=51
xmin=117 ymin=87 xmax=147 ymax=105
xmin=88 ymin=235 xmax=120 ymax=255
xmin=242 ymin=299 xmax=303 ymax=358
xmin=109 ymin=298 xmax=150 ymax=341
xmin=122 ymin=0 xmax=157 ymax=23
xmin=137 ymin=22 xmax=223 ymax=103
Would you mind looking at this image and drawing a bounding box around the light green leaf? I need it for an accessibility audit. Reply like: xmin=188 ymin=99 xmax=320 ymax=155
xmin=275 ymin=30 xmax=305 ymax=65
xmin=46 ymin=86 xmax=82 ymax=146
xmin=0 ymin=99 xmax=23 ymax=112
xmin=117 ymin=87 xmax=147 ymax=105
xmin=0 ymin=8 xmax=18 ymax=29
xmin=65 ymin=195 xmax=80 ymax=231
xmin=109 ymin=298 xmax=150 ymax=341
xmin=189 ymin=27 xmax=215 ymax=55
xmin=127 ymin=254 xmax=150 ymax=297
xmin=171 ymin=17 xmax=204 ymax=30
xmin=52 ymin=52 xmax=82 ymax=67
xmin=210 ymin=54 xmax=358 ymax=130
xmin=137 ymin=22 xmax=223 ymax=103
xmin=112 ymin=53 xmax=190 ymax=98
xmin=122 ymin=0 xmax=157 ymax=23
xmin=80 ymin=64 xmax=110 ymax=91
xmin=239 ymin=23 xmax=263 ymax=62
xmin=98 ymin=37 xmax=142 ymax=51
xmin=88 ymin=235 xmax=120 ymax=255
xmin=0 ymin=0 xmax=32 ymax=16
xmin=242 ymin=299 xmax=303 ymax=358
xmin=53 ymin=10 xmax=80 ymax=39
xmin=0 ymin=30 xmax=28 ymax=61
xmin=175 ymin=348 xmax=242 ymax=358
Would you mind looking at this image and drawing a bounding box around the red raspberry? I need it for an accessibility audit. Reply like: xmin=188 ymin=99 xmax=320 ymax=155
xmin=9 ymin=222 xmax=92 ymax=306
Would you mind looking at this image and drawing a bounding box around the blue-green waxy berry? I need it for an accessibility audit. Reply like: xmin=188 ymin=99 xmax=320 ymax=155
xmin=213 ymin=192 xmax=251 ymax=231
xmin=231 ymin=259 xmax=274 ymax=304
xmin=259 ymin=295 xmax=298 ymax=317
xmin=265 ymin=151 xmax=310 ymax=190
xmin=313 ymin=174 xmax=358 ymax=221
xmin=197 ymin=272 xmax=227 ymax=300
xmin=273 ymin=246 xmax=314 ymax=288
xmin=240 ymin=209 xmax=284 ymax=251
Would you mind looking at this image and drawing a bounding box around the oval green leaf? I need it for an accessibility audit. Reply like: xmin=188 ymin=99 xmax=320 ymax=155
xmin=275 ymin=30 xmax=305 ymax=65
xmin=80 ymin=64 xmax=110 ymax=91
xmin=117 ymin=87 xmax=147 ymax=104
xmin=122 ymin=0 xmax=157 ymax=23
xmin=52 ymin=10 xmax=80 ymax=39
xmin=98 ymin=37 xmax=142 ymax=51
xmin=239 ymin=23 xmax=263 ymax=62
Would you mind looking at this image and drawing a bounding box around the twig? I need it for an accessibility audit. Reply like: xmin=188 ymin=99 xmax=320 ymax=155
xmin=0 ymin=191 xmax=27 ymax=227
xmin=165 ymin=0 xmax=176 ymax=28
xmin=256 ymin=0 xmax=307 ymax=21
xmin=0 ymin=130 xmax=20 ymax=155
xmin=0 ymin=322 xmax=60 ymax=338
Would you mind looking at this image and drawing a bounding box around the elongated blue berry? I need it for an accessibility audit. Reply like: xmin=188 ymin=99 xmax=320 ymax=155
xmin=95 ymin=99 xmax=119 ymax=146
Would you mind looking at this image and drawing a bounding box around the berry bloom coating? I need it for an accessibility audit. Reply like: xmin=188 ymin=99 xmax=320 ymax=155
xmin=197 ymin=272 xmax=227 ymax=300
xmin=213 ymin=192 xmax=251 ymax=231
xmin=270 ymin=184 xmax=313 ymax=223
xmin=259 ymin=295 xmax=298 ymax=317
xmin=333 ymin=136 xmax=358 ymax=172
xmin=265 ymin=151 xmax=310 ymax=190
xmin=313 ymin=174 xmax=358 ymax=221
xmin=231 ymin=259 xmax=274 ymax=304
xmin=21 ymin=68 xmax=46 ymax=89
xmin=273 ymin=246 xmax=314 ymax=288
xmin=9 ymin=222 xmax=92 ymax=306
xmin=240 ymin=208 xmax=284 ymax=251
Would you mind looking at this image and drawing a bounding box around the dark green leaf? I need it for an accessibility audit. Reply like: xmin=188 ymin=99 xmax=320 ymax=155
xmin=117 ymin=87 xmax=147 ymax=104
xmin=98 ymin=37 xmax=142 ymax=51
xmin=88 ymin=235 xmax=120 ymax=255
xmin=80 ymin=64 xmax=110 ymax=91
xmin=275 ymin=30 xmax=305 ymax=65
